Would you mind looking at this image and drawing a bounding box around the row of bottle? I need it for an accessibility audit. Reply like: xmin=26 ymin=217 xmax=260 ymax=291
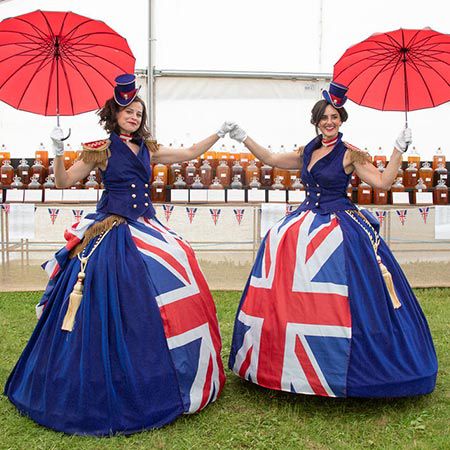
xmin=351 ymin=178 xmax=448 ymax=205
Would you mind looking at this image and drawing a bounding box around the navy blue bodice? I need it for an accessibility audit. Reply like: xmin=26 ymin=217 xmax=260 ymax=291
xmin=297 ymin=133 xmax=357 ymax=214
xmin=96 ymin=133 xmax=156 ymax=220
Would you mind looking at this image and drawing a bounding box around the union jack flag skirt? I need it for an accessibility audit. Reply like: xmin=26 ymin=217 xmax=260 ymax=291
xmin=229 ymin=208 xmax=437 ymax=398
xmin=5 ymin=213 xmax=225 ymax=435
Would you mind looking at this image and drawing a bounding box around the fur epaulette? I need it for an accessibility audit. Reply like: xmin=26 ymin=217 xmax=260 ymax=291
xmin=344 ymin=141 xmax=371 ymax=165
xmin=78 ymin=139 xmax=111 ymax=165
xmin=145 ymin=138 xmax=160 ymax=153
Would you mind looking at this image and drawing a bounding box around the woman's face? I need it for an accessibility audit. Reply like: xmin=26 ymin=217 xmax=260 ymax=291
xmin=116 ymin=101 xmax=143 ymax=134
xmin=318 ymin=104 xmax=342 ymax=139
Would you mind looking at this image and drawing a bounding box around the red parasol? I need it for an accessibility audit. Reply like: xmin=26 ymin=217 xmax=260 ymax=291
xmin=0 ymin=10 xmax=135 ymax=126
xmin=333 ymin=28 xmax=450 ymax=125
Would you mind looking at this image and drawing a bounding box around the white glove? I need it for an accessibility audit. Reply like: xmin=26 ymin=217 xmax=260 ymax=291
xmin=394 ymin=127 xmax=412 ymax=153
xmin=50 ymin=126 xmax=64 ymax=157
xmin=217 ymin=121 xmax=236 ymax=138
xmin=229 ymin=124 xmax=248 ymax=143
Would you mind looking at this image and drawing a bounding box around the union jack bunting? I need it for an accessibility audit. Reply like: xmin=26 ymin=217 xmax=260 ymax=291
xmin=162 ymin=204 xmax=174 ymax=223
xmin=129 ymin=217 xmax=225 ymax=412
xmin=418 ymin=207 xmax=430 ymax=224
xmin=396 ymin=209 xmax=408 ymax=226
xmin=209 ymin=208 xmax=221 ymax=226
xmin=375 ymin=210 xmax=387 ymax=226
xmin=1 ymin=204 xmax=10 ymax=214
xmin=233 ymin=208 xmax=245 ymax=225
xmin=230 ymin=210 xmax=351 ymax=397
xmin=72 ymin=209 xmax=84 ymax=223
xmin=48 ymin=208 xmax=60 ymax=225
xmin=186 ymin=207 xmax=198 ymax=224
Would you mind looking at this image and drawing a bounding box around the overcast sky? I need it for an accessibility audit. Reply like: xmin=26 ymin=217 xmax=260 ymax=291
xmin=0 ymin=0 xmax=449 ymax=158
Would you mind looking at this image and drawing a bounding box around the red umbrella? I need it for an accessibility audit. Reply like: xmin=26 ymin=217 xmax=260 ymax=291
xmin=0 ymin=10 xmax=135 ymax=124
xmin=333 ymin=28 xmax=450 ymax=124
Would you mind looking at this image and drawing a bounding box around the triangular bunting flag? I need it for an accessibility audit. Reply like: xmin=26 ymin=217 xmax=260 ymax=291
xmin=396 ymin=209 xmax=408 ymax=226
xmin=72 ymin=209 xmax=84 ymax=223
xmin=162 ymin=204 xmax=174 ymax=223
xmin=375 ymin=210 xmax=387 ymax=226
xmin=48 ymin=208 xmax=60 ymax=225
xmin=209 ymin=208 xmax=221 ymax=225
xmin=1 ymin=204 xmax=10 ymax=214
xmin=233 ymin=208 xmax=245 ymax=225
xmin=418 ymin=207 xmax=430 ymax=224
xmin=186 ymin=207 xmax=198 ymax=224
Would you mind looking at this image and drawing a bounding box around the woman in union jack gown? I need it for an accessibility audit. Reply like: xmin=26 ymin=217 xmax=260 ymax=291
xmin=4 ymin=74 xmax=229 ymax=435
xmin=228 ymin=82 xmax=437 ymax=398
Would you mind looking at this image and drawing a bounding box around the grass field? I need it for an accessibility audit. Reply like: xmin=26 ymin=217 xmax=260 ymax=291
xmin=0 ymin=289 xmax=448 ymax=450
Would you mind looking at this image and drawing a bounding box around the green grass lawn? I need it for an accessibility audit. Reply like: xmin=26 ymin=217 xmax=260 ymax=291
xmin=0 ymin=289 xmax=448 ymax=450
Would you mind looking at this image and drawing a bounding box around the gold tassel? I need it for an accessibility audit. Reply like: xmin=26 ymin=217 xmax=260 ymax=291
xmin=377 ymin=257 xmax=402 ymax=309
xmin=61 ymin=270 xmax=86 ymax=331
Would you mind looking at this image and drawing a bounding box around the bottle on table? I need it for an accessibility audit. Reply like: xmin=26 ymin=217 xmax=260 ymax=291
xmin=432 ymin=147 xmax=446 ymax=170
xmin=403 ymin=162 xmax=418 ymax=188
xmin=433 ymin=163 xmax=448 ymax=187
xmin=35 ymin=142 xmax=49 ymax=168
xmin=230 ymin=175 xmax=243 ymax=190
xmin=357 ymin=181 xmax=373 ymax=205
xmin=151 ymin=176 xmax=165 ymax=202
xmin=373 ymin=146 xmax=387 ymax=167
xmin=153 ymin=162 xmax=168 ymax=185
xmin=173 ymin=175 xmax=187 ymax=189
xmin=16 ymin=158 xmax=31 ymax=186
xmin=28 ymin=174 xmax=42 ymax=189
xmin=231 ymin=160 xmax=244 ymax=185
xmin=419 ymin=162 xmax=434 ymax=189
xmin=209 ymin=177 xmax=224 ymax=190
xmin=407 ymin=146 xmax=421 ymax=167
xmin=169 ymin=162 xmax=182 ymax=185
xmin=43 ymin=176 xmax=56 ymax=189
xmin=10 ymin=175 xmax=23 ymax=189
xmin=30 ymin=159 xmax=47 ymax=185
xmin=216 ymin=160 xmax=231 ymax=187
xmin=0 ymin=159 xmax=14 ymax=187
xmin=433 ymin=179 xmax=448 ymax=205
xmin=290 ymin=178 xmax=304 ymax=191
xmin=245 ymin=160 xmax=260 ymax=186
xmin=271 ymin=176 xmax=285 ymax=190
xmin=191 ymin=175 xmax=204 ymax=190
xmin=260 ymin=162 xmax=273 ymax=187
xmin=248 ymin=176 xmax=261 ymax=190
xmin=84 ymin=174 xmax=99 ymax=189
xmin=199 ymin=159 xmax=213 ymax=187
xmin=412 ymin=178 xmax=428 ymax=204
xmin=184 ymin=161 xmax=197 ymax=186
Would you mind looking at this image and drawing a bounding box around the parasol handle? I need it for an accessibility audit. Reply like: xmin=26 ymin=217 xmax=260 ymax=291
xmin=61 ymin=128 xmax=72 ymax=141
xmin=404 ymin=112 xmax=409 ymax=152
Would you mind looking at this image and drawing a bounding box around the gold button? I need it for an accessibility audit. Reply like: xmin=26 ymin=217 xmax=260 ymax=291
xmin=144 ymin=202 xmax=149 ymax=207
xmin=132 ymin=194 xmax=136 ymax=198
xmin=132 ymin=204 xmax=137 ymax=208
xmin=131 ymin=183 xmax=136 ymax=188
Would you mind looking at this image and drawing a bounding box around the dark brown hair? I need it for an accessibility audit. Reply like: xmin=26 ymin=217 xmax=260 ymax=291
xmin=97 ymin=96 xmax=151 ymax=141
xmin=310 ymin=99 xmax=348 ymax=135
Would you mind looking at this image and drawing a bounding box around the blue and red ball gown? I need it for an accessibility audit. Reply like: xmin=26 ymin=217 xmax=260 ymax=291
xmin=229 ymin=133 xmax=437 ymax=398
xmin=5 ymin=132 xmax=225 ymax=435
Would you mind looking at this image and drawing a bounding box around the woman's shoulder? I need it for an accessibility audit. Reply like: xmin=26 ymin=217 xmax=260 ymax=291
xmin=343 ymin=141 xmax=371 ymax=165
xmin=78 ymin=138 xmax=111 ymax=165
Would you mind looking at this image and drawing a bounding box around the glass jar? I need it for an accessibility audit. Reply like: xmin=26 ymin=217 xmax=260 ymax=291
xmin=35 ymin=143 xmax=49 ymax=168
xmin=47 ymin=159 xmax=55 ymax=179
xmin=432 ymin=147 xmax=446 ymax=170
xmin=0 ymin=144 xmax=10 ymax=165
xmin=273 ymin=167 xmax=289 ymax=187
xmin=390 ymin=178 xmax=405 ymax=193
xmin=357 ymin=181 xmax=373 ymax=205
xmin=30 ymin=159 xmax=47 ymax=184
xmin=433 ymin=163 xmax=448 ymax=187
xmin=290 ymin=177 xmax=304 ymax=191
xmin=0 ymin=160 xmax=14 ymax=186
xmin=203 ymin=148 xmax=218 ymax=169
xmin=191 ymin=175 xmax=204 ymax=189
xmin=245 ymin=160 xmax=260 ymax=186
xmin=373 ymin=147 xmax=387 ymax=167
xmin=403 ymin=162 xmax=418 ymax=188
xmin=184 ymin=161 xmax=197 ymax=186
xmin=173 ymin=175 xmax=187 ymax=189
xmin=28 ymin=174 xmax=42 ymax=189
xmin=169 ymin=162 xmax=182 ymax=185
xmin=84 ymin=174 xmax=99 ymax=189
xmin=350 ymin=172 xmax=360 ymax=187
xmin=43 ymin=176 xmax=56 ymax=189
xmin=419 ymin=162 xmax=434 ymax=189
xmin=373 ymin=187 xmax=388 ymax=205
xmin=151 ymin=176 xmax=165 ymax=202
xmin=376 ymin=160 xmax=386 ymax=173
xmin=260 ymin=163 xmax=273 ymax=187
xmin=271 ymin=176 xmax=285 ymax=190
xmin=216 ymin=160 xmax=231 ymax=187
xmin=231 ymin=160 xmax=244 ymax=184
xmin=230 ymin=175 xmax=243 ymax=189
xmin=17 ymin=158 xmax=31 ymax=185
xmin=10 ymin=175 xmax=23 ymax=189
xmin=248 ymin=176 xmax=261 ymax=189
xmin=396 ymin=166 xmax=404 ymax=184
xmin=199 ymin=160 xmax=213 ymax=187
xmin=209 ymin=177 xmax=224 ymax=190
xmin=407 ymin=146 xmax=420 ymax=167
xmin=153 ymin=162 xmax=168 ymax=185
xmin=412 ymin=178 xmax=428 ymax=204
xmin=434 ymin=179 xmax=448 ymax=205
